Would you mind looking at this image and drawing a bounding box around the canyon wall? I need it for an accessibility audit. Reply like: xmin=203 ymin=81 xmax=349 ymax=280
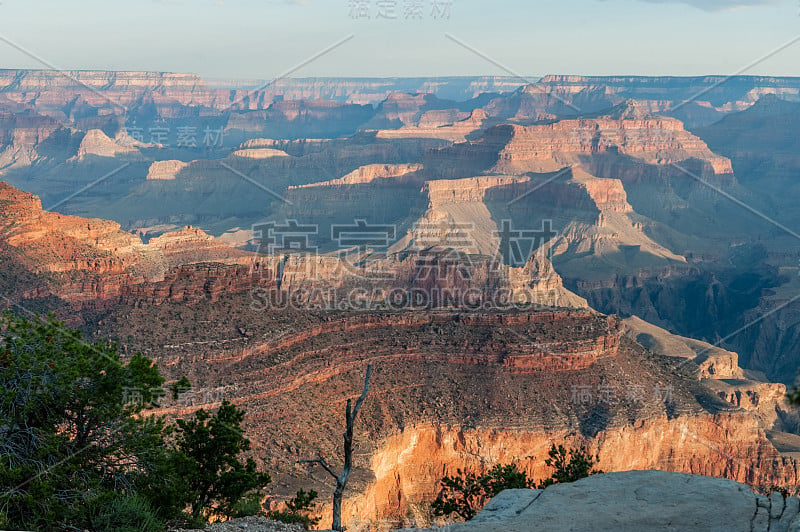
xmin=344 ymin=415 xmax=796 ymax=529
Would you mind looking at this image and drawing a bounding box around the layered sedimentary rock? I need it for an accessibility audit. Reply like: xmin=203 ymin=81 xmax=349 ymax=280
xmin=290 ymin=163 xmax=422 ymax=188
xmin=538 ymin=75 xmax=800 ymax=103
xmin=124 ymin=301 xmax=799 ymax=529
xmin=0 ymin=181 xmax=583 ymax=310
xmin=145 ymin=160 xmax=190 ymax=180
xmin=4 ymin=71 xmax=798 ymax=146
xmin=229 ymin=148 xmax=290 ymax=159
xmin=374 ymin=166 xmax=685 ymax=287
xmin=0 ymin=70 xmax=206 ymax=94
xmin=542 ymin=168 xmax=686 ymax=279
xmin=0 ymin=70 xmax=219 ymax=112
xmin=623 ymin=315 xmax=799 ymax=434
xmin=375 ymin=109 xmax=488 ymax=142
xmin=205 ymin=76 xmax=526 ymax=105
xmin=278 ymin=160 xmax=682 ymax=311
xmin=425 ymin=106 xmax=733 ymax=181
xmin=0 ymin=71 xmax=381 ymax=140
xmin=393 ymin=174 xmax=532 ymax=256
xmin=247 ymin=248 xmax=583 ymax=310
xmin=365 ymin=93 xmax=442 ymax=129
xmin=576 ymin=171 xmax=631 ymax=213
xmin=73 ymin=129 xmax=142 ymax=160
xmin=536 ymin=75 xmax=800 ymax=127
xmin=0 ymin=109 xmax=63 ymax=148
xmin=4 ymin=72 xmax=800 ymax=532
xmin=425 ymin=175 xmax=526 ymax=206
xmin=0 ymin=109 xmax=74 ymax=170
xmin=210 ymin=309 xmax=619 ymax=375
xmin=346 ymin=415 xmax=796 ymax=528
xmin=226 ymin=99 xmax=376 ymax=138
xmin=0 ymin=182 xmax=258 ymax=306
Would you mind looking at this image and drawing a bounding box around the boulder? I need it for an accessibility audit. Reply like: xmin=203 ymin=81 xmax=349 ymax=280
xmin=435 ymin=471 xmax=800 ymax=532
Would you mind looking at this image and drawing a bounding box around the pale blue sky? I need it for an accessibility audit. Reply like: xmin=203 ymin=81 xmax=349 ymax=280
xmin=0 ymin=0 xmax=798 ymax=79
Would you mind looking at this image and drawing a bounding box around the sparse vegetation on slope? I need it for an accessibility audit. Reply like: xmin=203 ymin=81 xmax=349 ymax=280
xmin=431 ymin=445 xmax=600 ymax=522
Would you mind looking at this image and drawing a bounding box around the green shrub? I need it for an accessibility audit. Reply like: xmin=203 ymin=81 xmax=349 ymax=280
xmin=86 ymin=494 xmax=164 ymax=532
xmin=173 ymin=400 xmax=272 ymax=522
xmin=432 ymin=464 xmax=534 ymax=520
xmin=431 ymin=445 xmax=602 ymax=521
xmin=0 ymin=314 xmax=271 ymax=530
xmin=232 ymin=493 xmax=265 ymax=518
xmin=537 ymin=444 xmax=602 ymax=489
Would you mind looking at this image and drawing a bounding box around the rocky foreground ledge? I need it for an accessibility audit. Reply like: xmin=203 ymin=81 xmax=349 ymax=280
xmin=409 ymin=470 xmax=800 ymax=532
xmin=172 ymin=516 xmax=308 ymax=532
xmin=176 ymin=470 xmax=800 ymax=532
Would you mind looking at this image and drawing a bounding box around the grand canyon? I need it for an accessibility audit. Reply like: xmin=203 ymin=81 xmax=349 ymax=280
xmin=2 ymin=3 xmax=800 ymax=530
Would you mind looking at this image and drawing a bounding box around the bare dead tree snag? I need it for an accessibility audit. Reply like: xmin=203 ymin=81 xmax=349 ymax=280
xmin=298 ymin=364 xmax=372 ymax=531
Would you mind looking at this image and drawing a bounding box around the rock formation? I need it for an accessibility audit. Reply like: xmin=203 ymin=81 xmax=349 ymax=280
xmin=422 ymin=471 xmax=800 ymax=531
xmin=0 ymin=182 xmax=259 ymax=307
xmin=4 ymin=72 xmax=800 ymax=532
xmin=72 ymin=129 xmax=142 ymax=160
xmin=536 ymin=75 xmax=800 ymax=126
xmin=375 ymin=109 xmax=488 ymax=142
xmin=145 ymin=160 xmax=190 ymax=180
xmin=123 ymin=299 xmax=800 ymax=529
xmin=230 ymin=148 xmax=290 ymax=159
xmin=290 ymin=163 xmax=423 ymax=188
xmin=425 ymin=107 xmax=733 ymax=180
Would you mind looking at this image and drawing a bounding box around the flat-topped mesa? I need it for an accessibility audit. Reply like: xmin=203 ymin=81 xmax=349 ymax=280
xmin=424 ymin=114 xmax=734 ymax=181
xmin=229 ymin=147 xmax=290 ymax=159
xmin=572 ymin=171 xmax=632 ymax=214
xmin=148 ymin=226 xmax=221 ymax=248
xmin=425 ymin=175 xmax=528 ymax=206
xmin=417 ymin=108 xmax=471 ymax=127
xmin=252 ymin=97 xmax=373 ymax=123
xmin=146 ymin=226 xmax=253 ymax=268
xmin=291 ymin=163 xmax=423 ymax=189
xmin=493 ymin=119 xmax=733 ymax=175
xmin=145 ymin=160 xmax=190 ymax=180
xmin=238 ymin=138 xmax=273 ymax=149
xmin=375 ymin=108 xmax=488 ymax=141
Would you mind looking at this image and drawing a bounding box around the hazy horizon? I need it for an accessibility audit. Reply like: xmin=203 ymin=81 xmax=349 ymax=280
xmin=1 ymin=0 xmax=798 ymax=79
